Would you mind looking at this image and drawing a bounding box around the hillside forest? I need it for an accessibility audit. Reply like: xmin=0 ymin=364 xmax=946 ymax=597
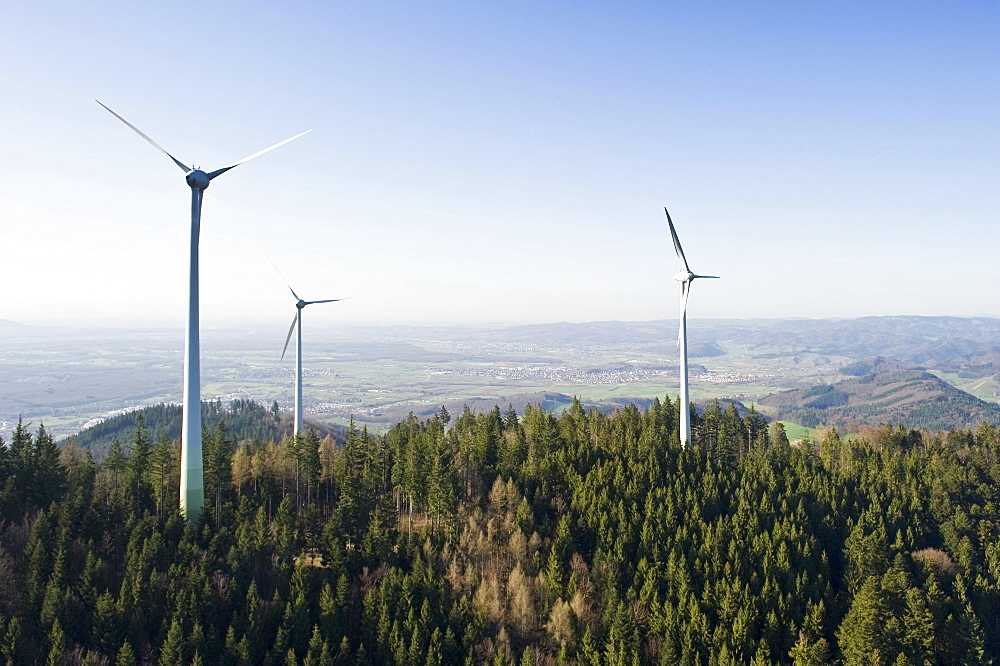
xmin=0 ymin=397 xmax=998 ymax=665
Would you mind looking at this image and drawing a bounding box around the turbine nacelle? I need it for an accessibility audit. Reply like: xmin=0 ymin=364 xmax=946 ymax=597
xmin=281 ymin=289 xmax=342 ymax=360
xmin=185 ymin=169 xmax=210 ymax=190
xmin=676 ymin=271 xmax=719 ymax=284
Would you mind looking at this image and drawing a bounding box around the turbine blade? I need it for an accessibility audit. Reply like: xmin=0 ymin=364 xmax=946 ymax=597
xmin=96 ymin=101 xmax=190 ymax=173
xmin=693 ymin=275 xmax=720 ymax=279
xmin=281 ymin=314 xmax=297 ymax=360
xmin=265 ymin=258 xmax=300 ymax=300
xmin=207 ymin=129 xmax=312 ymax=180
xmin=664 ymin=207 xmax=691 ymax=273
xmin=303 ymin=299 xmax=342 ymax=305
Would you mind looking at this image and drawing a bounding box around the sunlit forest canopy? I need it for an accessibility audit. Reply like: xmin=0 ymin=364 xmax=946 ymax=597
xmin=0 ymin=398 xmax=997 ymax=664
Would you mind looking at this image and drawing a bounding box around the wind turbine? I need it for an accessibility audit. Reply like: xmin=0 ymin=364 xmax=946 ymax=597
xmin=665 ymin=207 xmax=719 ymax=448
xmin=98 ymin=101 xmax=311 ymax=520
xmin=280 ymin=284 xmax=342 ymax=437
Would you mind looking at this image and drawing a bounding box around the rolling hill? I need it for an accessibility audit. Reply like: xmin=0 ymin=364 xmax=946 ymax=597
xmin=759 ymin=360 xmax=1000 ymax=431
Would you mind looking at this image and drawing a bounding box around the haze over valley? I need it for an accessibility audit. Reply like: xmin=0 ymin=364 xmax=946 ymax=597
xmin=5 ymin=315 xmax=1000 ymax=441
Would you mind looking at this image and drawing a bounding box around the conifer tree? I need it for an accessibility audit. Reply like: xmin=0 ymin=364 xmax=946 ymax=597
xmin=33 ymin=425 xmax=66 ymax=509
xmin=5 ymin=418 xmax=33 ymax=515
xmin=124 ymin=415 xmax=152 ymax=510
xmin=148 ymin=430 xmax=177 ymax=518
xmin=115 ymin=641 xmax=136 ymax=666
xmin=159 ymin=617 xmax=184 ymax=666
xmin=45 ymin=619 xmax=66 ymax=666
xmin=204 ymin=420 xmax=233 ymax=525
xmin=298 ymin=429 xmax=322 ymax=507
xmin=0 ymin=617 xmax=20 ymax=666
xmin=24 ymin=509 xmax=53 ymax=615
xmin=838 ymin=577 xmax=893 ymax=665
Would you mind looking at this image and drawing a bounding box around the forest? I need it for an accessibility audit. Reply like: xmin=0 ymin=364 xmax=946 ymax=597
xmin=60 ymin=400 xmax=298 ymax=459
xmin=0 ymin=397 xmax=997 ymax=665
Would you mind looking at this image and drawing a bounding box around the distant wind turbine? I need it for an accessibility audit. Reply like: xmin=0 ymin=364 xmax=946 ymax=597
xmin=280 ymin=283 xmax=342 ymax=437
xmin=665 ymin=207 xmax=719 ymax=448
xmin=98 ymin=100 xmax=310 ymax=520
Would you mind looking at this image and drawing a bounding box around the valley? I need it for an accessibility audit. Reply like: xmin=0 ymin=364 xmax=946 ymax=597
xmin=3 ymin=315 xmax=1000 ymax=439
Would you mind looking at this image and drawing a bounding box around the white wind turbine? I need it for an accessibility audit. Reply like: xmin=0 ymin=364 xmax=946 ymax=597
xmin=98 ymin=101 xmax=310 ymax=520
xmin=280 ymin=285 xmax=342 ymax=437
xmin=665 ymin=207 xmax=719 ymax=448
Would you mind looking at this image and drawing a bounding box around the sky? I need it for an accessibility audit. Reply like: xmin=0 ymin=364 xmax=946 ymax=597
xmin=2 ymin=1 xmax=998 ymax=330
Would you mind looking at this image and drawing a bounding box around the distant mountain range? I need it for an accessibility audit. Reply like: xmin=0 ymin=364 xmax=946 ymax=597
xmin=502 ymin=316 xmax=1000 ymax=353
xmin=933 ymin=348 xmax=1000 ymax=380
xmin=759 ymin=357 xmax=1000 ymax=431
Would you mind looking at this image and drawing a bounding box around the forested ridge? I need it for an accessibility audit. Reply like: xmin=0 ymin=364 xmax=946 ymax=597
xmin=758 ymin=367 xmax=1000 ymax=432
xmin=0 ymin=397 xmax=998 ymax=665
xmin=60 ymin=400 xmax=317 ymax=459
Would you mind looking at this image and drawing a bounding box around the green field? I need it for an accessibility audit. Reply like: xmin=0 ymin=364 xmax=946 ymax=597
xmin=778 ymin=421 xmax=816 ymax=443
xmin=928 ymin=371 xmax=1000 ymax=404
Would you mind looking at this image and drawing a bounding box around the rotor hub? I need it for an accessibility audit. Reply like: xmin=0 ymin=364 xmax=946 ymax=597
xmin=296 ymin=300 xmax=306 ymax=309
xmin=185 ymin=169 xmax=210 ymax=190
xmin=674 ymin=271 xmax=694 ymax=283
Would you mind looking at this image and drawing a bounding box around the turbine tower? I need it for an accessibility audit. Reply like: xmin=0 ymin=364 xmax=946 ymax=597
xmin=281 ymin=285 xmax=341 ymax=437
xmin=665 ymin=207 xmax=719 ymax=448
xmin=99 ymin=101 xmax=310 ymax=520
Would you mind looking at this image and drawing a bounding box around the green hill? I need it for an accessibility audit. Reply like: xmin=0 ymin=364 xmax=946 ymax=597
xmin=759 ymin=362 xmax=1000 ymax=431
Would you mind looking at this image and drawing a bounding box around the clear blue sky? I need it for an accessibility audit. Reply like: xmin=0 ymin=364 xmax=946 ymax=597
xmin=2 ymin=2 xmax=997 ymax=328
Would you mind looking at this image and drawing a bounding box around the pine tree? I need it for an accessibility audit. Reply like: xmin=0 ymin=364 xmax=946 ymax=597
xmin=9 ymin=417 xmax=32 ymax=470
xmin=0 ymin=617 xmax=21 ymax=666
xmin=788 ymin=631 xmax=830 ymax=666
xmin=275 ymin=495 xmax=297 ymax=564
xmin=124 ymin=414 xmax=152 ymax=514
xmin=303 ymin=625 xmax=325 ymax=666
xmin=844 ymin=510 xmax=891 ymax=594
xmin=838 ymin=577 xmax=893 ymax=665
xmin=25 ymin=509 xmax=54 ymax=614
xmin=4 ymin=418 xmax=33 ymax=516
xmin=33 ymin=424 xmax=66 ymax=509
xmin=426 ymin=431 xmax=459 ymax=533
xmin=148 ymin=430 xmax=177 ymax=518
xmin=105 ymin=438 xmax=127 ymax=510
xmin=204 ymin=420 xmax=233 ymax=525
xmin=715 ymin=403 xmax=739 ymax=464
xmin=159 ymin=617 xmax=184 ymax=666
xmin=335 ymin=636 xmax=351 ymax=663
xmin=299 ymin=429 xmax=322 ymax=507
xmin=46 ymin=619 xmax=67 ymax=666
xmin=115 ymin=641 xmax=137 ymax=666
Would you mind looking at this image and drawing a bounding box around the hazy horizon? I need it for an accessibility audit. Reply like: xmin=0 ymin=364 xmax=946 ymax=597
xmin=6 ymin=311 xmax=1000 ymax=333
